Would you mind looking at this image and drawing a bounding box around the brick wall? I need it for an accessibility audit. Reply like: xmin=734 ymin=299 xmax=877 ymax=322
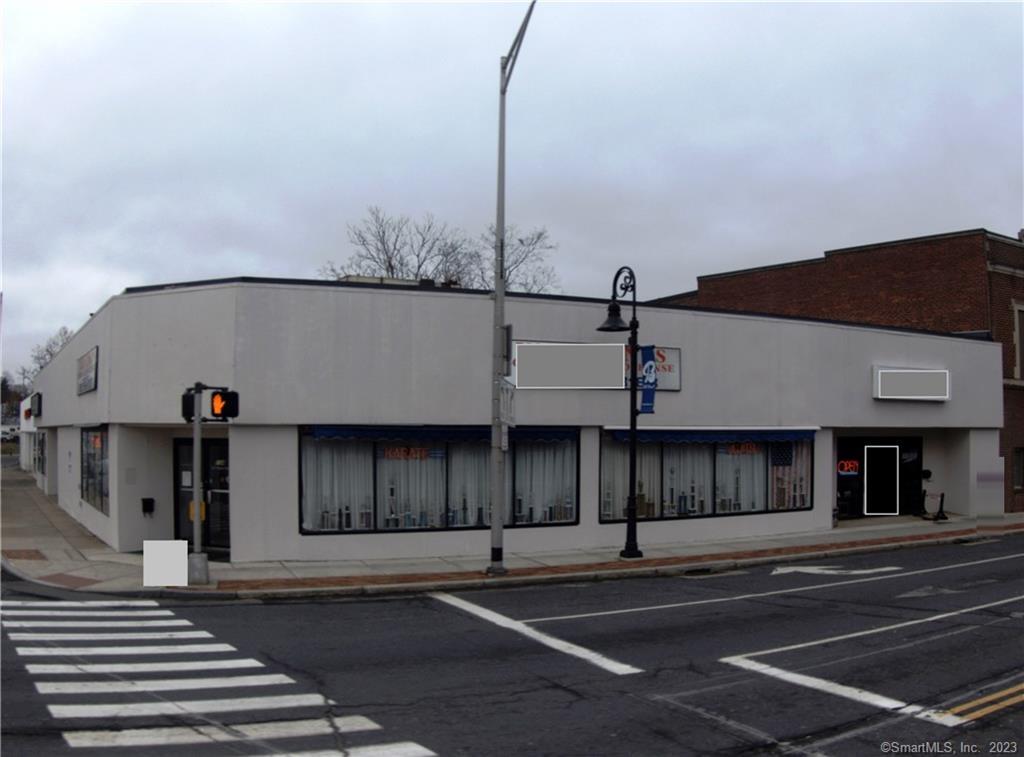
xmin=675 ymin=232 xmax=991 ymax=333
xmin=987 ymin=240 xmax=1024 ymax=512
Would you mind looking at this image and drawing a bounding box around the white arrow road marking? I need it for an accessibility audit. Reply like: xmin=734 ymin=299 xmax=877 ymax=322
xmin=431 ymin=592 xmax=643 ymax=676
xmin=61 ymin=716 xmax=382 ymax=748
xmin=771 ymin=566 xmax=902 ymax=576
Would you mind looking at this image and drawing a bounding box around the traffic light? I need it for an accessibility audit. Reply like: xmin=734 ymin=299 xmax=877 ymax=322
xmin=181 ymin=393 xmax=195 ymax=423
xmin=209 ymin=390 xmax=239 ymax=419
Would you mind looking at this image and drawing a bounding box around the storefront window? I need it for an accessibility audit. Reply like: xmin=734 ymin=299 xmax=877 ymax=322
xmin=513 ymin=439 xmax=577 ymax=524
xmin=600 ymin=433 xmax=812 ymax=521
xmin=769 ymin=441 xmax=812 ymax=510
xmin=716 ymin=442 xmax=766 ymax=513
xmin=33 ymin=432 xmax=46 ymax=476
xmin=81 ymin=428 xmax=108 ymax=514
xmin=662 ymin=444 xmax=714 ymax=517
xmin=300 ymin=438 xmax=373 ymax=531
xmin=300 ymin=428 xmax=578 ymax=532
xmin=600 ymin=440 xmax=660 ymax=520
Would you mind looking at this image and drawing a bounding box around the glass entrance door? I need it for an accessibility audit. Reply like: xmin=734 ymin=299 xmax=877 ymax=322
xmin=174 ymin=438 xmax=230 ymax=558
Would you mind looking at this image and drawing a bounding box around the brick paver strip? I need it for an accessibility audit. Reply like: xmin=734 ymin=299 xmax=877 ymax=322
xmin=2 ymin=549 xmax=46 ymax=560
xmin=37 ymin=573 xmax=103 ymax=589
xmin=217 ymin=529 xmax=979 ymax=591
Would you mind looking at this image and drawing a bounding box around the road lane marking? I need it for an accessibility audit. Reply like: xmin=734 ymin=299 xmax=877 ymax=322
xmin=1 ymin=610 xmax=175 ymax=617
xmin=28 ymin=659 xmax=265 ymax=674
xmin=0 ymin=600 xmax=159 ymax=607
xmin=37 ymin=673 xmax=295 ymax=694
xmin=523 ymin=552 xmax=1024 ymax=623
xmin=61 ymin=716 xmax=382 ymax=747
xmin=720 ymin=594 xmax=1024 ymax=728
xmin=8 ymin=630 xmax=212 ymax=640
xmin=722 ymin=656 xmax=965 ymax=727
xmin=431 ymin=592 xmax=642 ymax=676
xmin=961 ymin=693 xmax=1024 ymax=721
xmin=725 ymin=593 xmax=1024 ymax=658
xmin=3 ymin=619 xmax=192 ymax=628
xmin=235 ymin=746 xmax=436 ymax=757
xmin=16 ymin=643 xmax=236 ymax=656
xmin=652 ymin=696 xmax=829 ymax=757
xmin=48 ymin=693 xmax=330 ymax=718
xmin=948 ymin=683 xmax=1024 ymax=714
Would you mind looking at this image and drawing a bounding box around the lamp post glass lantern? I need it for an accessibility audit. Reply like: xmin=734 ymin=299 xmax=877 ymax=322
xmin=597 ymin=266 xmax=644 ymax=559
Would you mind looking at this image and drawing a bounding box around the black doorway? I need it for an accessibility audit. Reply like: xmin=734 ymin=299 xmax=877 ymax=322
xmin=173 ymin=438 xmax=230 ymax=559
xmin=836 ymin=436 xmax=923 ymax=519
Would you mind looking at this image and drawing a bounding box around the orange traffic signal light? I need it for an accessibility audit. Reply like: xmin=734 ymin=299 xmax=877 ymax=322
xmin=209 ymin=390 xmax=239 ymax=419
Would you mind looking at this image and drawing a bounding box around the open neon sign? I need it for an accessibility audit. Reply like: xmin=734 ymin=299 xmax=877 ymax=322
xmin=837 ymin=459 xmax=860 ymax=476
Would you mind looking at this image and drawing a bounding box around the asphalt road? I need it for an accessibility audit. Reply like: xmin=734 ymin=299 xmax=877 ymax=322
xmin=3 ymin=536 xmax=1023 ymax=756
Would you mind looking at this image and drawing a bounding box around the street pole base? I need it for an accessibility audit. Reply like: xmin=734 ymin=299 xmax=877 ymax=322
xmin=485 ymin=564 xmax=508 ymax=576
xmin=187 ymin=553 xmax=210 ymax=585
xmin=619 ymin=548 xmax=644 ymax=560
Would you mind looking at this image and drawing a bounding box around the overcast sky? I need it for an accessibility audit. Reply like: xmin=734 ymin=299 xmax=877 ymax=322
xmin=3 ymin=0 xmax=1021 ymax=377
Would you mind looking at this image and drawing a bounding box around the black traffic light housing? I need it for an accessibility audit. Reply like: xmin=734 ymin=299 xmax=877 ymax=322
xmin=209 ymin=390 xmax=239 ymax=420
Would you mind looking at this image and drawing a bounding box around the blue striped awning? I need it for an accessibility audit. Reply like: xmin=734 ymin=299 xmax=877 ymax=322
xmin=307 ymin=426 xmax=577 ymax=443
xmin=609 ymin=429 xmax=815 ymax=444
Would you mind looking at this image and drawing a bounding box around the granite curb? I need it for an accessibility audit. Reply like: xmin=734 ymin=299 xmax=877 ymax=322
xmin=4 ymin=525 xmax=1017 ymax=602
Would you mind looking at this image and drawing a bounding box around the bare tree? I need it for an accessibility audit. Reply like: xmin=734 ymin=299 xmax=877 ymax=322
xmin=479 ymin=224 xmax=560 ymax=294
xmin=21 ymin=326 xmax=75 ymax=385
xmin=319 ymin=206 xmax=481 ymax=284
xmin=319 ymin=207 xmax=561 ymax=293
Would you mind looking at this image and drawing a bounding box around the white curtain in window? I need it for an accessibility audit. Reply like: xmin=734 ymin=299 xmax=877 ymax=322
xmin=376 ymin=446 xmax=446 ymax=529
xmin=300 ymin=438 xmax=374 ymax=531
xmin=662 ymin=444 xmax=714 ymax=517
xmin=448 ymin=443 xmax=490 ymax=527
xmin=716 ymin=444 xmax=766 ymax=513
xmin=599 ymin=437 xmax=660 ymax=520
xmin=768 ymin=441 xmax=812 ymax=510
xmin=514 ymin=440 xmax=576 ymax=523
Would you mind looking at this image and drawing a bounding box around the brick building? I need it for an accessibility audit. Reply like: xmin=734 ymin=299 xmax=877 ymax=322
xmin=654 ymin=228 xmax=1024 ymax=513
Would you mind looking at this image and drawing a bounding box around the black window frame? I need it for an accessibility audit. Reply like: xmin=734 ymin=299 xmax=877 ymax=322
xmin=298 ymin=427 xmax=581 ymax=535
xmin=81 ymin=426 xmax=109 ymax=515
xmin=598 ymin=432 xmax=815 ymax=523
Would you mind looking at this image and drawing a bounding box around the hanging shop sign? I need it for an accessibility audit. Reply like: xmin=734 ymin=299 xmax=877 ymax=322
xmin=77 ymin=346 xmax=99 ymax=395
xmin=639 ymin=344 xmax=657 ymax=414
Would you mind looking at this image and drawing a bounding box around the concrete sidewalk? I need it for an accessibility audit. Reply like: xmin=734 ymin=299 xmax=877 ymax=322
xmin=3 ymin=466 xmax=1023 ymax=599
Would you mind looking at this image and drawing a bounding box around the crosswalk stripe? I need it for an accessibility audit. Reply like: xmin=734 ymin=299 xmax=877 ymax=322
xmin=27 ymin=659 xmax=265 ymax=675
xmin=8 ymin=630 xmax=212 ymax=640
xmin=49 ymin=693 xmax=330 ymax=718
xmin=0 ymin=601 xmax=159 ymax=607
xmin=1 ymin=610 xmax=175 ymax=617
xmin=242 ymin=744 xmax=437 ymax=757
xmin=17 ymin=643 xmax=236 ymax=656
xmin=4 ymin=619 xmax=192 ymax=628
xmin=38 ymin=673 xmax=295 ymax=694
xmin=62 ymin=715 xmax=381 ymax=747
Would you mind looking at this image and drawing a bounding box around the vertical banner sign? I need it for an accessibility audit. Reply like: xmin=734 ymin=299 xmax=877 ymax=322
xmin=639 ymin=345 xmax=657 ymax=414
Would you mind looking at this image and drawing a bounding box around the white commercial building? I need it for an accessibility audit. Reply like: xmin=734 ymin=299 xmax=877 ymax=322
xmin=23 ymin=277 xmax=1004 ymax=562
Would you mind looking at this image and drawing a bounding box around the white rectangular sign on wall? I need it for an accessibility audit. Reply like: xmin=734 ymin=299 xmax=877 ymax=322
xmin=515 ymin=343 xmax=624 ymax=389
xmin=873 ymin=367 xmax=949 ymax=401
xmin=512 ymin=342 xmax=682 ymax=390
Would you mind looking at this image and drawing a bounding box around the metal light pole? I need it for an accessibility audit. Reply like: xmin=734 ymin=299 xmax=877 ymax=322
xmin=489 ymin=0 xmax=537 ymax=576
xmin=188 ymin=382 xmax=209 ymax=584
xmin=596 ymin=267 xmax=644 ymax=559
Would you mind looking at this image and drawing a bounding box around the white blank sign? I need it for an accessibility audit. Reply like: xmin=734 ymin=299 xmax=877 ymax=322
xmin=143 ymin=541 xmax=188 ymax=586
xmin=874 ymin=368 xmax=949 ymax=401
xmin=515 ymin=343 xmax=625 ymax=389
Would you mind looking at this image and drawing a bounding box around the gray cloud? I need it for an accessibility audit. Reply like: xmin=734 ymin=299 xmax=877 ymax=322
xmin=3 ymin=1 xmax=1020 ymax=374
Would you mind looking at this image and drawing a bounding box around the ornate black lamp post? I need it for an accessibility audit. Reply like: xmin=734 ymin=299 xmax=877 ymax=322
xmin=597 ymin=266 xmax=643 ymax=559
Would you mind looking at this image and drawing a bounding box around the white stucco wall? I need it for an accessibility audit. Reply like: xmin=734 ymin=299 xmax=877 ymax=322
xmin=27 ymin=281 xmax=1005 ymax=560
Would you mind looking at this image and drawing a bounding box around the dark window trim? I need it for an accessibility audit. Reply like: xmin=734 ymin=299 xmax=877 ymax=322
xmin=597 ymin=433 xmax=815 ymax=524
xmin=298 ymin=427 xmax=581 ymax=535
